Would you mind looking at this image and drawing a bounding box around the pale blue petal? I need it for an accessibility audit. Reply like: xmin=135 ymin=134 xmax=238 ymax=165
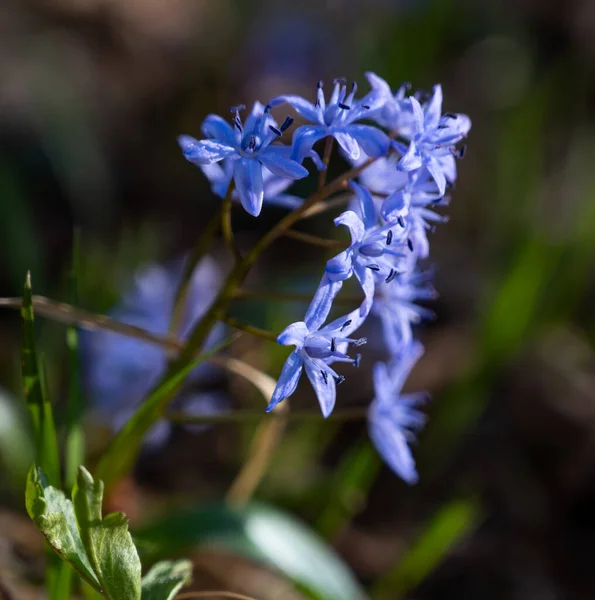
xmin=426 ymin=156 xmax=447 ymax=196
xmin=304 ymin=360 xmax=337 ymax=418
xmin=277 ymin=321 xmax=309 ymax=347
xmin=353 ymin=261 xmax=375 ymax=322
xmin=233 ymin=158 xmax=264 ymax=216
xmin=201 ymin=115 xmax=236 ymax=146
xmin=291 ymin=125 xmax=328 ymax=161
xmin=304 ymin=274 xmax=343 ymax=331
xmin=325 ymin=250 xmax=354 ymax=283
xmin=381 ymin=189 xmax=410 ymax=222
xmin=334 ymin=210 xmax=365 ymax=243
xmin=410 ymin=96 xmax=425 ymax=134
xmin=398 ymin=141 xmax=423 ymax=171
xmin=424 ymin=85 xmax=443 ymax=130
xmin=350 ymin=181 xmax=378 ymax=230
xmin=388 ymin=341 xmax=424 ymax=394
xmin=259 ymin=148 xmax=309 ymax=180
xmin=179 ymin=136 xmax=237 ymax=164
xmin=345 ymin=125 xmax=390 ymax=157
xmin=266 ymin=351 xmax=304 ymax=412
xmin=269 ymin=95 xmax=320 ymax=124
xmin=333 ymin=130 xmax=360 ymax=161
xmin=365 ymin=72 xmax=392 ymax=97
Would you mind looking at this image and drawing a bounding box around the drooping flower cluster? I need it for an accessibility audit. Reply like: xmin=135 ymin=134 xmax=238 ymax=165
xmin=179 ymin=73 xmax=470 ymax=483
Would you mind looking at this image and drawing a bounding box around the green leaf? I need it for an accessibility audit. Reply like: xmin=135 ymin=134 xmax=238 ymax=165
xmin=136 ymin=501 xmax=366 ymax=600
xmin=96 ymin=334 xmax=238 ymax=492
xmin=21 ymin=272 xmax=60 ymax=486
xmin=371 ymin=497 xmax=482 ymax=599
xmin=141 ymin=560 xmax=193 ymax=600
xmin=73 ymin=467 xmax=142 ymax=600
xmin=25 ymin=466 xmax=101 ymax=591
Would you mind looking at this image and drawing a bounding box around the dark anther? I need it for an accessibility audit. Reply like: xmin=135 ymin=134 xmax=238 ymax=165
xmin=269 ymin=125 xmax=282 ymax=137
xmin=386 ymin=230 xmax=393 ymax=246
xmin=230 ymin=104 xmax=245 ymax=113
xmin=315 ymin=100 xmax=320 ymax=108
xmin=320 ymin=370 xmax=329 ymax=384
xmin=385 ymin=269 xmax=398 ymax=283
xmin=264 ymin=104 xmax=272 ymax=114
xmin=317 ymin=80 xmax=324 ymax=89
xmin=438 ymin=124 xmax=449 ymax=129
xmin=366 ymin=264 xmax=380 ymax=271
xmin=330 ymin=338 xmax=336 ymax=352
xmin=341 ymin=319 xmax=352 ymax=331
xmin=354 ymin=337 xmax=367 ymax=346
xmin=362 ymin=104 xmax=370 ymax=110
xmin=248 ymin=136 xmax=256 ymax=151
xmin=280 ymin=116 xmax=294 ymax=132
xmin=353 ymin=353 xmax=362 ymax=368
xmin=233 ymin=118 xmax=243 ymax=133
xmin=445 ymin=112 xmax=457 ymax=119
xmin=407 ymin=238 xmax=414 ymax=252
xmin=397 ymin=216 xmax=405 ymax=228
xmin=457 ymin=144 xmax=467 ymax=159
xmin=350 ymin=81 xmax=357 ymax=93
xmin=335 ymin=375 xmax=345 ymax=385
xmin=338 ymin=103 xmax=351 ymax=110
xmin=333 ymin=77 xmax=347 ymax=85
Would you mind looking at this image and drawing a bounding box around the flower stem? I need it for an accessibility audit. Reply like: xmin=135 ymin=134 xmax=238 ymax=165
xmin=222 ymin=316 xmax=277 ymax=342
xmin=233 ymin=288 xmax=364 ymax=304
xmin=283 ymin=229 xmax=344 ymax=248
xmin=221 ymin=182 xmax=242 ymax=263
xmin=318 ymin=136 xmax=334 ymax=189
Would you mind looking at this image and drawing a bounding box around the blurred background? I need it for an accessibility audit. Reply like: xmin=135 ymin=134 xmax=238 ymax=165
xmin=2 ymin=0 xmax=595 ymax=598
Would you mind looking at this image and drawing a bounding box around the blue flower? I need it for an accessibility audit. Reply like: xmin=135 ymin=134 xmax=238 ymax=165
xmin=270 ymin=79 xmax=390 ymax=161
xmin=368 ymin=342 xmax=428 ymax=484
xmin=326 ymin=182 xmax=407 ymax=317
xmin=267 ymin=274 xmax=367 ymax=417
xmin=178 ymin=102 xmax=308 ymax=217
xmin=364 ymin=72 xmax=416 ymax=135
xmin=394 ymin=85 xmax=471 ymax=195
xmin=80 ymin=255 xmax=224 ymax=444
xmin=372 ymin=269 xmax=437 ymax=355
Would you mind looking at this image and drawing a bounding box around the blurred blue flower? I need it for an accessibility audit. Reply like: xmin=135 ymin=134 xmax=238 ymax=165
xmin=81 ymin=255 xmax=224 ymax=445
xmin=394 ymin=86 xmax=471 ymax=195
xmin=267 ymin=274 xmax=366 ymax=417
xmin=368 ymin=342 xmax=427 ymax=484
xmin=178 ymin=102 xmax=308 ymax=216
xmin=271 ymin=79 xmax=390 ymax=161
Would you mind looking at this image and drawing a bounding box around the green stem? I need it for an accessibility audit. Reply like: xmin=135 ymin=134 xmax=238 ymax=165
xmin=284 ymin=229 xmax=345 ymax=248
xmin=221 ymin=182 xmax=242 ymax=263
xmin=222 ymin=316 xmax=278 ymax=342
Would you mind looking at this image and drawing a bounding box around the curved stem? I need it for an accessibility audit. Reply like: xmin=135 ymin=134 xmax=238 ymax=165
xmin=222 ymin=316 xmax=277 ymax=342
xmin=284 ymin=229 xmax=344 ymax=248
xmin=318 ymin=136 xmax=334 ymax=189
xmin=221 ymin=182 xmax=242 ymax=264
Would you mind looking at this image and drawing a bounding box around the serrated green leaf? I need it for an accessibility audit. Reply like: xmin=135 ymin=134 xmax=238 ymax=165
xmin=136 ymin=502 xmax=366 ymax=600
xmin=141 ymin=560 xmax=192 ymax=600
xmin=25 ymin=466 xmax=101 ymax=591
xmin=73 ymin=467 xmax=142 ymax=600
xmin=21 ymin=273 xmax=60 ymax=486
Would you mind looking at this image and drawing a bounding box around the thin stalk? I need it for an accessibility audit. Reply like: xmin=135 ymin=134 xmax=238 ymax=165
xmin=300 ymin=192 xmax=352 ymax=220
xmin=318 ymin=136 xmax=334 ymax=189
xmin=283 ymin=229 xmax=345 ymax=248
xmin=170 ymin=206 xmax=223 ymax=336
xmin=221 ymin=182 xmax=242 ymax=263
xmin=222 ymin=316 xmax=277 ymax=342
xmin=233 ymin=288 xmax=364 ymax=304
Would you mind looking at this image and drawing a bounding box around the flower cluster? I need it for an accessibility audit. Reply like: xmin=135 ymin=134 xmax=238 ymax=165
xmin=180 ymin=73 xmax=470 ymax=483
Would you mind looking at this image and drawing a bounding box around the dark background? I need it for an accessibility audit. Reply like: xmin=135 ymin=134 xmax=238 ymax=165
xmin=1 ymin=0 xmax=595 ymax=598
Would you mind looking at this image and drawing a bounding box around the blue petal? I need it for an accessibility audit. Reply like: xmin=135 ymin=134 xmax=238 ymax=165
xmin=424 ymin=85 xmax=443 ymax=130
xmin=201 ymin=114 xmax=237 ymax=147
xmin=397 ymin=141 xmax=423 ymax=171
xmin=277 ymin=321 xmax=309 ymax=347
xmin=365 ymin=72 xmax=392 ymax=97
xmin=269 ymin=95 xmax=321 ymax=124
xmin=333 ymin=130 xmax=360 ymax=161
xmin=259 ymin=148 xmax=309 ymax=180
xmin=350 ymin=181 xmax=378 ymax=230
xmin=381 ymin=189 xmax=410 ymax=222
xmin=410 ymin=96 xmax=425 ymax=134
xmin=354 ymin=261 xmax=375 ymax=322
xmin=325 ymin=250 xmax=353 ymax=283
xmin=368 ymin=407 xmax=419 ymax=484
xmin=387 ymin=341 xmax=424 ymax=394
xmin=266 ymin=350 xmax=304 ymax=412
xmin=304 ymin=273 xmax=343 ymax=331
xmin=304 ymin=359 xmax=337 ymax=418
xmin=345 ymin=124 xmax=390 ymax=157
xmin=334 ymin=210 xmax=365 ymax=243
xmin=291 ymin=125 xmax=328 ymax=161
xmin=233 ymin=158 xmax=264 ymax=216
xmin=179 ymin=136 xmax=237 ymax=164
xmin=426 ymin=156 xmax=447 ymax=196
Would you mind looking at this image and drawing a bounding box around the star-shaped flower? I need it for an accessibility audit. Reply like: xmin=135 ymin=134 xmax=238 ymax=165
xmin=368 ymin=342 xmax=428 ymax=484
xmin=178 ymin=102 xmax=308 ymax=217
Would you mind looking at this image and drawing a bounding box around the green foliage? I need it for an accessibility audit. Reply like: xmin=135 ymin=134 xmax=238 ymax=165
xmin=26 ymin=465 xmax=191 ymax=600
xmin=136 ymin=501 xmax=366 ymax=600
xmin=141 ymin=560 xmax=193 ymax=600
